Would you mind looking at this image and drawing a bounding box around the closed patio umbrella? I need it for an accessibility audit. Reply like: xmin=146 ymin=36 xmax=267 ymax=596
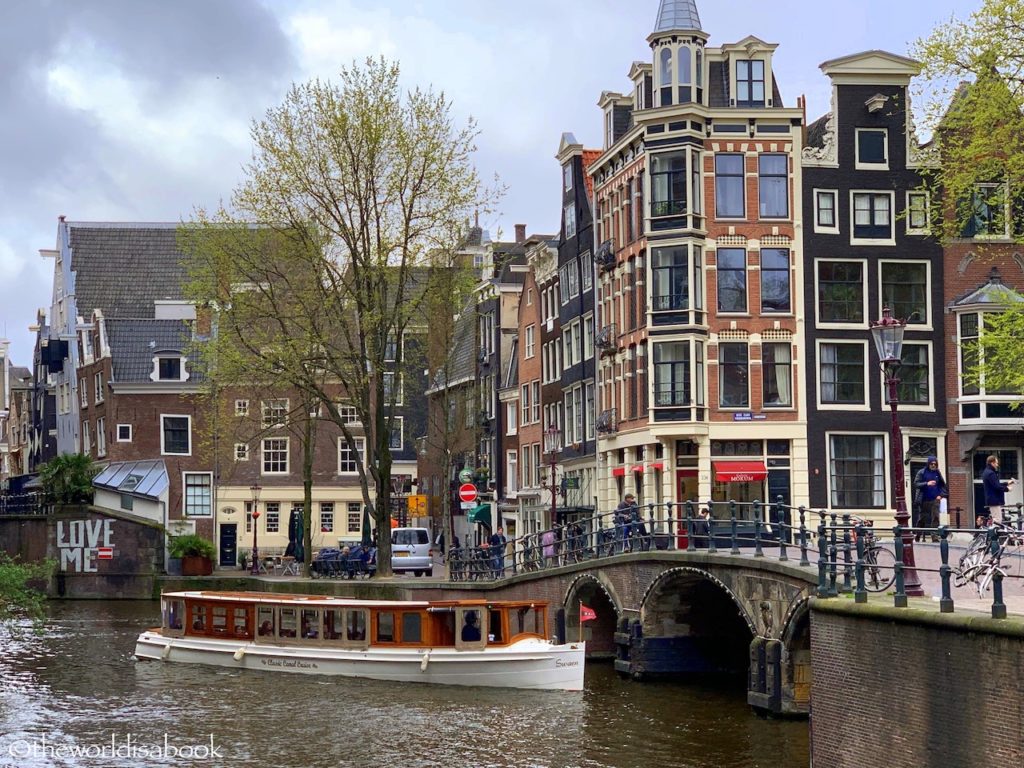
xmin=361 ymin=505 xmax=373 ymax=547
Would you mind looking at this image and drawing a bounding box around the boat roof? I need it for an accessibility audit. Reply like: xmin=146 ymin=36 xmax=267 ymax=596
xmin=162 ymin=591 xmax=546 ymax=610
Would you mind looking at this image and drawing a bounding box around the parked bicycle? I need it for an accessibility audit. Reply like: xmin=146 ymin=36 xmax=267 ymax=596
xmin=954 ymin=517 xmax=1024 ymax=596
xmin=852 ymin=518 xmax=896 ymax=592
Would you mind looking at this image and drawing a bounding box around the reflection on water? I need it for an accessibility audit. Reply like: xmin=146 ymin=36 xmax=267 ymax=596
xmin=0 ymin=602 xmax=808 ymax=768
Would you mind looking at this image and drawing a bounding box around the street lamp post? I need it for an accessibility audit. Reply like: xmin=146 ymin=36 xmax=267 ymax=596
xmin=870 ymin=307 xmax=923 ymax=597
xmin=249 ymin=483 xmax=262 ymax=576
xmin=545 ymin=423 xmax=561 ymax=529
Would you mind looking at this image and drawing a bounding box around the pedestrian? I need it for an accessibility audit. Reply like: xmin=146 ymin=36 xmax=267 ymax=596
xmin=488 ymin=526 xmax=507 ymax=577
xmin=981 ymin=455 xmax=1016 ymax=525
xmin=913 ymin=456 xmax=948 ymax=542
xmin=615 ymin=493 xmax=638 ymax=552
xmin=541 ymin=528 xmax=557 ymax=567
xmin=435 ymin=530 xmax=445 ymax=555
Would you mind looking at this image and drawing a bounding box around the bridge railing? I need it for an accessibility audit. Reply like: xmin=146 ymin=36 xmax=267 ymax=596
xmin=446 ymin=497 xmax=818 ymax=581
xmin=0 ymin=492 xmax=49 ymax=516
xmin=814 ymin=504 xmax=1024 ymax=620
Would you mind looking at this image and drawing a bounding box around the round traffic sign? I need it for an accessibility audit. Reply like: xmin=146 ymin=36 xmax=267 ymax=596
xmin=459 ymin=483 xmax=478 ymax=503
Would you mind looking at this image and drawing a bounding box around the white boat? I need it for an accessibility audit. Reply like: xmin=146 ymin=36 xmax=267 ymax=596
xmin=135 ymin=591 xmax=585 ymax=691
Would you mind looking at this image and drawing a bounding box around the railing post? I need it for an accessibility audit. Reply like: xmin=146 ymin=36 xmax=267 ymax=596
xmin=854 ymin=524 xmax=867 ymax=604
xmin=817 ymin=520 xmax=829 ymax=598
xmin=841 ymin=513 xmax=852 ymax=593
xmin=729 ymin=500 xmax=740 ymax=555
xmin=753 ymin=500 xmax=764 ymax=557
xmin=799 ymin=506 xmax=809 ymax=567
xmin=992 ymin=569 xmax=1008 ymax=619
xmin=893 ymin=526 xmax=907 ymax=608
xmin=706 ymin=500 xmax=717 ymax=554
xmin=828 ymin=512 xmax=838 ymax=597
xmin=938 ymin=526 xmax=953 ymax=613
xmin=777 ymin=496 xmax=788 ymax=562
xmin=665 ymin=501 xmax=675 ymax=550
xmin=685 ymin=501 xmax=695 ymax=552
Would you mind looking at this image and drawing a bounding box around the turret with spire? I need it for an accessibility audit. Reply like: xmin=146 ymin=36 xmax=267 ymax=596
xmin=647 ymin=0 xmax=708 ymax=108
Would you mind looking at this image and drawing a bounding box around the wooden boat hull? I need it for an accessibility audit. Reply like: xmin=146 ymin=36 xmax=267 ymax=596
xmin=134 ymin=631 xmax=585 ymax=691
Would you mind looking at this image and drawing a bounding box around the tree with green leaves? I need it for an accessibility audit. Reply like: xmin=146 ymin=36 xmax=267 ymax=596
xmin=39 ymin=453 xmax=95 ymax=507
xmin=183 ymin=57 xmax=496 ymax=576
xmin=0 ymin=553 xmax=53 ymax=631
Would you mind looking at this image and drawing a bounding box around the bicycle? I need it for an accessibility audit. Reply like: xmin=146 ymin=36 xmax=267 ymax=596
xmin=956 ymin=519 xmax=1024 ymax=596
xmin=852 ymin=518 xmax=896 ymax=592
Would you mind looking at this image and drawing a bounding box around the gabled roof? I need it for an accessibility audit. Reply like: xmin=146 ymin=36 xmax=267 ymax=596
xmin=952 ymin=269 xmax=1024 ymax=308
xmin=93 ymin=459 xmax=168 ymax=499
xmin=652 ymin=0 xmax=702 ymax=34
xmin=105 ymin=318 xmax=201 ymax=383
xmin=819 ymin=50 xmax=920 ymax=82
xmin=68 ymin=223 xmax=186 ymax=319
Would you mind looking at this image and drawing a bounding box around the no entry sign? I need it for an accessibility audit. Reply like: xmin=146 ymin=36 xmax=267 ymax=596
xmin=459 ymin=483 xmax=478 ymax=503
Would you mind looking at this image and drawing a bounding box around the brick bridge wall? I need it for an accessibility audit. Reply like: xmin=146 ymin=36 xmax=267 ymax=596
xmin=811 ymin=600 xmax=1024 ymax=768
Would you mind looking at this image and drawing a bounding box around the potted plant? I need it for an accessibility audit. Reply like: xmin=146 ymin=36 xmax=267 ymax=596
xmin=238 ymin=549 xmax=250 ymax=571
xmin=169 ymin=534 xmax=216 ymax=577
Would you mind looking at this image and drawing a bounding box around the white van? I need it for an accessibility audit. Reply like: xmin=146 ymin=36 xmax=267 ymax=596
xmin=390 ymin=527 xmax=433 ymax=576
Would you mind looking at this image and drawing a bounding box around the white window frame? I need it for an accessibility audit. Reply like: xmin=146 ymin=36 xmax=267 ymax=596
xmin=506 ymin=401 xmax=517 ymax=435
xmin=234 ymin=443 xmax=250 ymax=461
xmin=854 ymin=128 xmax=889 ymax=170
xmin=814 ymin=258 xmax=869 ymax=330
xmin=262 ymin=398 xmax=289 ymax=429
xmin=849 ymin=190 xmax=896 ymax=246
xmin=183 ymin=471 xmax=214 ymax=517
xmin=160 ymin=414 xmax=192 ymax=456
xmin=347 ymin=502 xmax=362 ymax=533
xmin=338 ymin=436 xmax=365 ymax=475
xmin=564 ymin=204 xmax=576 ymax=239
xmin=94 ymin=372 xmax=104 ymax=404
xmin=521 ymin=384 xmax=530 ymax=425
xmin=336 ymin=404 xmax=360 ymax=424
xmin=320 ymin=502 xmax=335 ymax=533
xmin=80 ymin=378 xmax=88 ymax=408
xmin=506 ymin=450 xmax=518 ymax=496
xmin=813 ymin=189 xmax=840 ymax=235
xmin=261 ymin=437 xmax=290 ymax=475
xmin=234 ymin=399 xmax=249 ymax=417
xmin=389 ymin=416 xmax=404 ymax=451
xmin=581 ymin=252 xmax=593 ymax=292
xmin=563 ymin=163 xmax=573 ymax=192
xmin=906 ymin=190 xmax=930 ymax=235
xmin=525 ymin=325 xmax=536 ymax=358
xmin=826 ymin=432 xmax=888 ymax=510
xmin=152 ymin=355 xmax=188 ymax=382
xmin=383 ymin=372 xmax=404 ymax=405
xmin=879 ymin=340 xmax=934 ymax=412
xmin=81 ymin=421 xmax=91 ymax=453
xmin=116 ymin=423 xmax=132 ymax=443
xmin=95 ymin=417 xmax=106 ymax=457
xmin=583 ymin=313 xmax=594 ymax=361
xmin=877 ymin=259 xmax=932 ymax=330
xmin=815 ymin=339 xmax=870 ymax=412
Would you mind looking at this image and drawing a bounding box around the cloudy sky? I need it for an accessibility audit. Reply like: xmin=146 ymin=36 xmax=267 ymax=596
xmin=1 ymin=0 xmax=975 ymax=364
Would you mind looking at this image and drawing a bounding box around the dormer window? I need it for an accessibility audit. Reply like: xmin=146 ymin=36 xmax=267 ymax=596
xmin=856 ymin=129 xmax=888 ymax=169
xmin=150 ymin=353 xmax=188 ymax=382
xmin=736 ymin=60 xmax=765 ymax=108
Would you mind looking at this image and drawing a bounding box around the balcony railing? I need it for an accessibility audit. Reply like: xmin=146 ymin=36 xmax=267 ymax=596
xmin=596 ymin=408 xmax=618 ymax=435
xmin=595 ymin=239 xmax=615 ymax=271
xmin=595 ymin=323 xmax=618 ymax=355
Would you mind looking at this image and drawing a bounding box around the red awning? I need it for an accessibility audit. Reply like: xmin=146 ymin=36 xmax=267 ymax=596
xmin=611 ymin=467 xmax=626 ymax=477
xmin=714 ymin=461 xmax=767 ymax=483
xmin=631 ymin=464 xmax=644 ymax=473
xmin=650 ymin=461 xmax=665 ymax=471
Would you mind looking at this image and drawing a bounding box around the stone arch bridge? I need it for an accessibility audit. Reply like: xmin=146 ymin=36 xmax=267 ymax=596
xmin=432 ymin=550 xmax=817 ymax=716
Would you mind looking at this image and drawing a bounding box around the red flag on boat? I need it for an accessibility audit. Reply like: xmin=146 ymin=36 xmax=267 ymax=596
xmin=579 ymin=604 xmax=597 ymax=623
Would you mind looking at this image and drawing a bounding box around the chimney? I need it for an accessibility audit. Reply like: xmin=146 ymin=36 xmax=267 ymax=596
xmin=515 ymin=224 xmax=526 ymax=244
xmin=58 ymin=215 xmax=66 ymax=223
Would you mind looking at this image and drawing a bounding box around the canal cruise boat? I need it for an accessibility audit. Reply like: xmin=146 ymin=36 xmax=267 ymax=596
xmin=135 ymin=591 xmax=585 ymax=691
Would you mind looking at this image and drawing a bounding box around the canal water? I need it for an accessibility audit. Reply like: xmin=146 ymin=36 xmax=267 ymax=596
xmin=0 ymin=602 xmax=808 ymax=767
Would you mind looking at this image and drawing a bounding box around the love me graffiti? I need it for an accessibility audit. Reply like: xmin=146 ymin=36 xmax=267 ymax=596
xmin=57 ymin=519 xmax=114 ymax=573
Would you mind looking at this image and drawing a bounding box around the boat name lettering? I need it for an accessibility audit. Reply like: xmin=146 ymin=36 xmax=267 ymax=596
xmin=261 ymin=658 xmax=319 ymax=670
xmin=555 ymin=660 xmax=579 ymax=668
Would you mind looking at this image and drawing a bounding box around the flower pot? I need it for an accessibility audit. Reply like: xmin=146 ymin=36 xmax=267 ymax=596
xmin=181 ymin=555 xmax=213 ymax=577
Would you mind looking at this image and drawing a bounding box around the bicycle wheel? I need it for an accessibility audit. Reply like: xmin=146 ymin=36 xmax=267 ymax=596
xmin=864 ymin=546 xmax=897 ymax=592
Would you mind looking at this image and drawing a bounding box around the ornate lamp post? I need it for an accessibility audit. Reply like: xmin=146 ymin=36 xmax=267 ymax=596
xmin=249 ymin=483 xmax=262 ymax=576
xmin=545 ymin=423 xmax=561 ymax=529
xmin=870 ymin=307 xmax=923 ymax=597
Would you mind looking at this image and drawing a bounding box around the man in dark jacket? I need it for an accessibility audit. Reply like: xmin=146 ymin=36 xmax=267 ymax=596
xmin=615 ymin=494 xmax=637 ymax=552
xmin=913 ymin=456 xmax=948 ymax=542
xmin=982 ymin=455 xmax=1015 ymax=525
xmin=488 ymin=526 xmax=507 ymax=577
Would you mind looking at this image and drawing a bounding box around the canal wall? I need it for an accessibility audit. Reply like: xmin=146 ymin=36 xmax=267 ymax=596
xmin=811 ymin=599 xmax=1024 ymax=768
xmin=0 ymin=505 xmax=164 ymax=599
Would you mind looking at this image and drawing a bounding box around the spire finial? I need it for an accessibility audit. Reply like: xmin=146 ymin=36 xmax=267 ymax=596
xmin=652 ymin=0 xmax=703 ymax=35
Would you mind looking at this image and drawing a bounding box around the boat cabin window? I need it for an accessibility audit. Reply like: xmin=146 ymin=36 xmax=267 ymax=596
xmin=345 ymin=610 xmax=367 ymax=643
xmin=402 ymin=612 xmax=422 ymax=644
xmin=376 ymin=612 xmax=395 ymax=643
xmin=257 ymin=606 xmax=275 ymax=637
xmin=279 ymin=607 xmax=298 ymax=638
xmin=301 ymin=609 xmax=319 ymax=639
xmin=514 ymin=606 xmax=546 ymax=637
xmin=189 ymin=604 xmax=207 ymax=632
xmin=164 ymin=599 xmax=184 ymax=634
xmin=324 ymin=609 xmax=342 ymax=640
xmin=456 ymin=608 xmax=486 ymax=650
xmin=488 ymin=610 xmax=504 ymax=644
xmin=212 ymin=606 xmax=229 ymax=635
xmin=233 ymin=607 xmax=251 ymax=637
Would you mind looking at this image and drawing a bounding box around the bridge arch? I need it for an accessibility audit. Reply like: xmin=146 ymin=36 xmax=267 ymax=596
xmin=563 ymin=572 xmax=622 ymax=658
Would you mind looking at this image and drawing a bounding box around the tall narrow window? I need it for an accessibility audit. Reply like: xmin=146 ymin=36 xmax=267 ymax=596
xmin=736 ymin=60 xmax=765 ymax=107
xmin=830 ymin=435 xmax=885 ymax=508
xmin=891 ymin=343 xmax=929 ymax=405
xmin=659 ymin=47 xmax=673 ymax=106
xmin=650 ymin=152 xmax=687 ymax=217
xmin=677 ymin=45 xmax=692 ymax=103
xmin=760 ymin=249 xmax=791 ymax=313
xmin=758 ymin=154 xmax=788 ymax=218
xmin=716 ymin=249 xmax=747 ymax=313
xmin=880 ymin=262 xmax=927 ymax=325
xmin=652 ymin=246 xmax=689 ymax=311
xmin=654 ymin=342 xmax=690 ymax=407
xmin=715 ymin=154 xmax=745 ymax=218
xmin=718 ymin=343 xmax=749 ymax=408
xmin=818 ymin=261 xmax=865 ymax=324
xmin=762 ymin=343 xmax=792 ymax=407
xmin=820 ymin=344 xmax=865 ymax=404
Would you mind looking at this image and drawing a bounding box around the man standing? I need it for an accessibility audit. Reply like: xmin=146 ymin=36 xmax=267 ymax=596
xmin=488 ymin=526 xmax=507 ymax=578
xmin=913 ymin=456 xmax=948 ymax=543
xmin=982 ymin=455 xmax=1016 ymax=525
xmin=615 ymin=494 xmax=638 ymax=552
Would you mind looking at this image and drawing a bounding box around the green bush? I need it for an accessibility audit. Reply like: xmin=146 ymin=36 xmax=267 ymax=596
xmin=168 ymin=534 xmax=216 ymax=559
xmin=39 ymin=453 xmax=96 ymax=506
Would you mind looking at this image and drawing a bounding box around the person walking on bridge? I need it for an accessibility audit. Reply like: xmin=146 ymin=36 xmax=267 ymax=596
xmin=913 ymin=456 xmax=947 ymax=543
xmin=615 ymin=494 xmax=638 ymax=553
